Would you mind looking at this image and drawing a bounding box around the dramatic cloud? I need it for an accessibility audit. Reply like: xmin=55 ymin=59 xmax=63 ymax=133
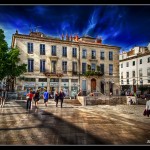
xmin=0 ymin=5 xmax=150 ymax=51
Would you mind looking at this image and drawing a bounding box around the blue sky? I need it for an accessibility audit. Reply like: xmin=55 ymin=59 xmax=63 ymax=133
xmin=0 ymin=5 xmax=150 ymax=51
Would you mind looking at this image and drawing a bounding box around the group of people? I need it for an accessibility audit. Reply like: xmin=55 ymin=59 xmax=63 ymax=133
xmin=26 ymin=88 xmax=65 ymax=110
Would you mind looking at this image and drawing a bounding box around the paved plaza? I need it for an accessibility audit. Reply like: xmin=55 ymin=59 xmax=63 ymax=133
xmin=0 ymin=99 xmax=150 ymax=145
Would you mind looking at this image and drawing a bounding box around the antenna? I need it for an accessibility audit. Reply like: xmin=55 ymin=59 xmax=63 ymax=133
xmin=34 ymin=26 xmax=42 ymax=32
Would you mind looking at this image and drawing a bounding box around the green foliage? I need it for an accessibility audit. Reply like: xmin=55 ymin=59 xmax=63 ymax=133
xmin=0 ymin=28 xmax=27 ymax=91
xmin=97 ymin=66 xmax=100 ymax=71
xmin=0 ymin=29 xmax=8 ymax=80
xmin=84 ymin=70 xmax=103 ymax=77
xmin=138 ymin=85 xmax=148 ymax=94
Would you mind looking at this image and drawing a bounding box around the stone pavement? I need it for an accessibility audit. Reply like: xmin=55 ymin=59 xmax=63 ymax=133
xmin=0 ymin=99 xmax=150 ymax=145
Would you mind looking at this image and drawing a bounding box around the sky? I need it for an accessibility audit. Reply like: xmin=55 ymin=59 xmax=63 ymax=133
xmin=0 ymin=5 xmax=150 ymax=51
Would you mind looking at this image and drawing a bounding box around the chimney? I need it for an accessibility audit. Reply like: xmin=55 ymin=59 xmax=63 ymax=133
xmin=62 ymin=34 xmax=64 ymax=40
xmin=75 ymin=35 xmax=79 ymax=41
xmin=66 ymin=34 xmax=69 ymax=41
xmin=96 ymin=37 xmax=102 ymax=44
xmin=70 ymin=35 xmax=73 ymax=42
xmin=15 ymin=30 xmax=18 ymax=34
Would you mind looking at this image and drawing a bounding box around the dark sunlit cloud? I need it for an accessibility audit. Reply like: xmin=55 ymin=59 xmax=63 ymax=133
xmin=0 ymin=5 xmax=150 ymax=52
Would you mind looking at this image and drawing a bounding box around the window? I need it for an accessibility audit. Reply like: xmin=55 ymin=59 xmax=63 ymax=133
xmin=109 ymin=51 xmax=113 ymax=60
xmin=62 ymin=61 xmax=67 ymax=73
xmin=50 ymin=78 xmax=59 ymax=82
xmin=82 ymin=63 xmax=86 ymax=74
xmin=100 ymin=64 xmax=104 ymax=74
xmin=132 ymin=71 xmax=135 ymax=77
xmin=127 ymin=79 xmax=129 ymax=84
xmin=100 ymin=51 xmax=104 ymax=60
xmin=91 ymin=50 xmax=96 ymax=59
xmin=126 ymin=72 xmax=129 ymax=78
xmin=91 ymin=63 xmax=96 ymax=71
xmin=72 ymin=62 xmax=77 ymax=73
xmin=148 ymin=57 xmax=150 ymax=63
xmin=148 ymin=79 xmax=150 ymax=83
xmin=139 ymin=69 xmax=142 ymax=77
xmin=40 ymin=59 xmax=45 ymax=72
xmin=121 ymin=64 xmax=123 ymax=68
xmin=62 ymin=79 xmax=69 ymax=82
xmin=133 ymin=61 xmax=135 ymax=66
xmin=140 ymin=59 xmax=142 ymax=64
xmin=82 ymin=49 xmax=87 ymax=58
xmin=121 ymin=80 xmax=124 ymax=84
xmin=62 ymin=47 xmax=67 ymax=57
xmin=40 ymin=44 xmax=45 ymax=55
xmin=51 ymin=45 xmax=56 ymax=56
xmin=121 ymin=72 xmax=123 ymax=79
xmin=109 ymin=64 xmax=113 ymax=75
xmin=133 ymin=79 xmax=136 ymax=85
xmin=72 ymin=48 xmax=77 ymax=57
xmin=24 ymin=78 xmax=35 ymax=82
xmin=27 ymin=43 xmax=33 ymax=54
xmin=147 ymin=68 xmax=150 ymax=76
xmin=28 ymin=59 xmax=34 ymax=72
xmin=126 ymin=62 xmax=129 ymax=67
xmin=39 ymin=78 xmax=47 ymax=82
xmin=51 ymin=61 xmax=56 ymax=73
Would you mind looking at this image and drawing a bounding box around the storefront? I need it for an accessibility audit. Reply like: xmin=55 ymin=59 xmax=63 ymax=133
xmin=71 ymin=79 xmax=78 ymax=97
xmin=38 ymin=82 xmax=47 ymax=96
xmin=50 ymin=78 xmax=59 ymax=96
xmin=23 ymin=82 xmax=36 ymax=96
xmin=61 ymin=79 xmax=69 ymax=97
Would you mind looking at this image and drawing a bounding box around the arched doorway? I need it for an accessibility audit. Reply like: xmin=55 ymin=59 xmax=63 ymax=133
xmin=91 ymin=78 xmax=96 ymax=92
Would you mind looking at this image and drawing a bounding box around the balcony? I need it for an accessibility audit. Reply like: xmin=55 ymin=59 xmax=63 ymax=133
xmin=43 ymin=71 xmax=63 ymax=77
xmin=89 ymin=56 xmax=98 ymax=61
xmin=49 ymin=55 xmax=59 ymax=60
xmin=81 ymin=71 xmax=104 ymax=77
xmin=72 ymin=71 xmax=78 ymax=76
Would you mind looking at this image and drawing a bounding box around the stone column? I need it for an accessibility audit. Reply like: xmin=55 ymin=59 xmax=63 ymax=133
xmin=69 ymin=78 xmax=71 ymax=97
xmin=47 ymin=77 xmax=50 ymax=92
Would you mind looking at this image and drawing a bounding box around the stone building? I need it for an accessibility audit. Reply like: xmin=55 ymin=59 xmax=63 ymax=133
xmin=11 ymin=30 xmax=121 ymax=97
xmin=119 ymin=45 xmax=150 ymax=94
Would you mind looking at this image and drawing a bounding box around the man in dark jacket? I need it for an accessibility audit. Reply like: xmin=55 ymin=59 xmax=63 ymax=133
xmin=59 ymin=89 xmax=65 ymax=108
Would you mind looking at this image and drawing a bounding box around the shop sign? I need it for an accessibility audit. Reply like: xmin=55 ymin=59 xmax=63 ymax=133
xmin=24 ymin=82 xmax=35 ymax=87
xmin=50 ymin=82 xmax=59 ymax=87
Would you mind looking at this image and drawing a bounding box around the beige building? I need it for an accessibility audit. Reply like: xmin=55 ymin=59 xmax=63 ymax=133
xmin=11 ymin=30 xmax=121 ymax=97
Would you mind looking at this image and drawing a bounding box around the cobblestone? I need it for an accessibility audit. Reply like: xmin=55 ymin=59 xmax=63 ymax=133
xmin=0 ymin=99 xmax=150 ymax=145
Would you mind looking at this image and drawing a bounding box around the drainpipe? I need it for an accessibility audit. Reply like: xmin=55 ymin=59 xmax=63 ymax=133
xmin=78 ymin=44 xmax=80 ymax=92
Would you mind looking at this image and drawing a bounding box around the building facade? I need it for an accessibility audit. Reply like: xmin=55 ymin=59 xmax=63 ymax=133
xmin=119 ymin=45 xmax=150 ymax=94
xmin=12 ymin=31 xmax=120 ymax=97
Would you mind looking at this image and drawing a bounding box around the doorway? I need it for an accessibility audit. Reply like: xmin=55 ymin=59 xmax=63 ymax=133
xmin=91 ymin=78 xmax=96 ymax=92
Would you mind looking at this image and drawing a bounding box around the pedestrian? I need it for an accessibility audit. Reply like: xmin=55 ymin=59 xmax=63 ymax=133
xmin=144 ymin=99 xmax=150 ymax=117
xmin=33 ymin=89 xmax=40 ymax=108
xmin=54 ymin=89 xmax=59 ymax=107
xmin=26 ymin=89 xmax=34 ymax=110
xmin=59 ymin=89 xmax=65 ymax=108
xmin=43 ymin=88 xmax=49 ymax=107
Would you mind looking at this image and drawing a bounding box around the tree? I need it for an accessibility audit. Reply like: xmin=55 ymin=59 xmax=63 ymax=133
xmin=0 ymin=28 xmax=27 ymax=92
xmin=0 ymin=29 xmax=8 ymax=81
xmin=6 ymin=48 xmax=27 ymax=91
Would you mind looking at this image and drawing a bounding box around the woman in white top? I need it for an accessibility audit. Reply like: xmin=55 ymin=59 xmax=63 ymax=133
xmin=146 ymin=100 xmax=150 ymax=110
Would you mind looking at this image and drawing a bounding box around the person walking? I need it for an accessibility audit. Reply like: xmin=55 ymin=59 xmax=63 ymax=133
xmin=59 ymin=89 xmax=65 ymax=108
xmin=54 ymin=89 xmax=59 ymax=107
xmin=43 ymin=88 xmax=49 ymax=107
xmin=145 ymin=99 xmax=150 ymax=117
xmin=26 ymin=89 xmax=34 ymax=110
xmin=33 ymin=89 xmax=40 ymax=108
